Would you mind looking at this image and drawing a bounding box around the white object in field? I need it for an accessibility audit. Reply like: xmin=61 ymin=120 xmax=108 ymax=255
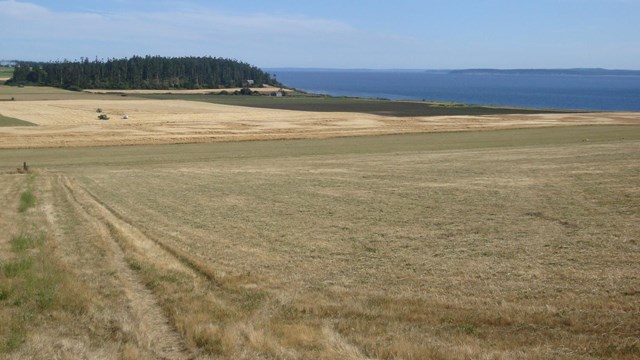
xmin=122 ymin=115 xmax=129 ymax=119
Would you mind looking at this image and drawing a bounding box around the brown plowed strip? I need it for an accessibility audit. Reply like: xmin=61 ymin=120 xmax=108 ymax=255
xmin=56 ymin=175 xmax=190 ymax=359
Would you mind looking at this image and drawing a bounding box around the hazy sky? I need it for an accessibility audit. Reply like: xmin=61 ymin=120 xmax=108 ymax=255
xmin=2 ymin=0 xmax=639 ymax=69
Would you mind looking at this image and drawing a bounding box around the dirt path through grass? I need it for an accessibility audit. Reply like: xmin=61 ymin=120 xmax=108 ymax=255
xmin=55 ymin=174 xmax=190 ymax=359
xmin=59 ymin=173 xmax=371 ymax=358
xmin=1 ymin=171 xmax=193 ymax=358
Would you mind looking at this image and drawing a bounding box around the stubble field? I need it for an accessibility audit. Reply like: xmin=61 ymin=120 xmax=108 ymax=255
xmin=1 ymin=126 xmax=639 ymax=359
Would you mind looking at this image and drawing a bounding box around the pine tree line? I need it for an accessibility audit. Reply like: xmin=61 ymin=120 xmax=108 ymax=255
xmin=7 ymin=56 xmax=280 ymax=90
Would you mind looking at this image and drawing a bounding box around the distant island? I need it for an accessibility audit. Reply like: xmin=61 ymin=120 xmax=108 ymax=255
xmin=449 ymin=68 xmax=640 ymax=76
xmin=6 ymin=56 xmax=280 ymax=90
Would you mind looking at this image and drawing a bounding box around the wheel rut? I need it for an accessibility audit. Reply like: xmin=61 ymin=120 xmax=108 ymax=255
xmin=57 ymin=175 xmax=192 ymax=359
xmin=77 ymin=180 xmax=222 ymax=286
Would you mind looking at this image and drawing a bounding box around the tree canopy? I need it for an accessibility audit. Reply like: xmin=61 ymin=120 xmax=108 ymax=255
xmin=7 ymin=56 xmax=280 ymax=90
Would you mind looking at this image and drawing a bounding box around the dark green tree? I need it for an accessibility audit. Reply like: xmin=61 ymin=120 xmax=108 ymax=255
xmin=6 ymin=56 xmax=281 ymax=90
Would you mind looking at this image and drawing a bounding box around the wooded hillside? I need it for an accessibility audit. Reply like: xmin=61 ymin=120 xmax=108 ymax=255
xmin=7 ymin=56 xmax=279 ymax=90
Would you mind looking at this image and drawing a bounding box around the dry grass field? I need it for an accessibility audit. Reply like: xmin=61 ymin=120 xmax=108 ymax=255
xmin=0 ymin=85 xmax=638 ymax=148
xmin=1 ymin=126 xmax=639 ymax=359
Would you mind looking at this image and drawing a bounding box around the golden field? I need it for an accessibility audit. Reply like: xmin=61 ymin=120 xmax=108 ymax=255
xmin=0 ymin=85 xmax=638 ymax=359
xmin=0 ymin=87 xmax=638 ymax=148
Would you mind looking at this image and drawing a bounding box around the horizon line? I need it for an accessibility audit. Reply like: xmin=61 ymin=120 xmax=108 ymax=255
xmin=265 ymin=67 xmax=640 ymax=71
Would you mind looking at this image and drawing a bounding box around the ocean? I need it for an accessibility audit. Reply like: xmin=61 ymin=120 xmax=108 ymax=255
xmin=269 ymin=70 xmax=640 ymax=111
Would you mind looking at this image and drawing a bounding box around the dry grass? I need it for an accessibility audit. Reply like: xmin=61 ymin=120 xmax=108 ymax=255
xmin=1 ymin=84 xmax=638 ymax=149
xmin=0 ymin=127 xmax=637 ymax=358
xmin=0 ymin=172 xmax=189 ymax=358
xmin=0 ymin=173 xmax=95 ymax=358
xmin=0 ymin=95 xmax=638 ymax=148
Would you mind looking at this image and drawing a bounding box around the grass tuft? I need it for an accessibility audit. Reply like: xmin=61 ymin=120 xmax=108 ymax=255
xmin=1 ymin=323 xmax=26 ymax=353
xmin=18 ymin=190 xmax=36 ymax=213
xmin=0 ymin=287 xmax=11 ymax=301
xmin=2 ymin=258 xmax=33 ymax=278
xmin=10 ymin=232 xmax=45 ymax=252
xmin=458 ymin=324 xmax=478 ymax=335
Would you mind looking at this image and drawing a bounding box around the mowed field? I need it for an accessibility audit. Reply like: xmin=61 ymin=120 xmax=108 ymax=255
xmin=1 ymin=126 xmax=639 ymax=359
xmin=1 ymin=85 xmax=639 ymax=148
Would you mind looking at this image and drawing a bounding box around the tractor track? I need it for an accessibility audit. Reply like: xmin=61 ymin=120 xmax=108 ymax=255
xmin=57 ymin=174 xmax=192 ymax=359
xmin=76 ymin=180 xmax=223 ymax=286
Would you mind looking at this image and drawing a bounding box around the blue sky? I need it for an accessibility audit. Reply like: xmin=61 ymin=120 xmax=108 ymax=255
xmin=1 ymin=0 xmax=639 ymax=69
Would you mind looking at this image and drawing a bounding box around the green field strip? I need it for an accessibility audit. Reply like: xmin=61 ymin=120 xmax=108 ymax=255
xmin=0 ymin=114 xmax=36 ymax=127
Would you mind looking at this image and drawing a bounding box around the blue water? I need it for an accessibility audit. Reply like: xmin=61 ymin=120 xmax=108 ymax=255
xmin=269 ymin=70 xmax=640 ymax=111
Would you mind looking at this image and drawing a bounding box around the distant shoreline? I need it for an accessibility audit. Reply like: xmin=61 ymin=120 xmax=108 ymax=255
xmin=449 ymin=68 xmax=640 ymax=76
xmin=267 ymin=68 xmax=640 ymax=76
